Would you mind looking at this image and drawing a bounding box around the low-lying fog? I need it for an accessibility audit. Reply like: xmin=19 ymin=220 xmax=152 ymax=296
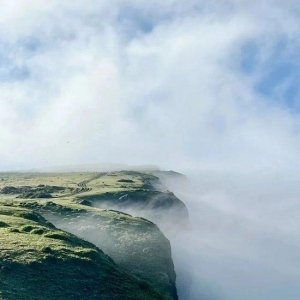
xmin=160 ymin=170 xmax=300 ymax=300
xmin=23 ymin=167 xmax=300 ymax=300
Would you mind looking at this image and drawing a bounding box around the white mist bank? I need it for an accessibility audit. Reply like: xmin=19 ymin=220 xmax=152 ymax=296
xmin=159 ymin=170 xmax=300 ymax=300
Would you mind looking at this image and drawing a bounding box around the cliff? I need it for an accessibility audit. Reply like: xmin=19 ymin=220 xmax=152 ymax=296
xmin=0 ymin=206 xmax=164 ymax=300
xmin=0 ymin=170 xmax=190 ymax=299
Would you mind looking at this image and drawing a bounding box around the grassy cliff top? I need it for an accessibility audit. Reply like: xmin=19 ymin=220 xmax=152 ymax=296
xmin=0 ymin=171 xmax=157 ymax=198
xmin=0 ymin=205 xmax=165 ymax=300
xmin=0 ymin=170 xmax=185 ymax=300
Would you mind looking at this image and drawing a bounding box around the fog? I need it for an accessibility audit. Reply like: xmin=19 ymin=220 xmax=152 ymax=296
xmin=74 ymin=169 xmax=300 ymax=299
xmin=159 ymin=170 xmax=300 ymax=300
xmin=20 ymin=168 xmax=300 ymax=300
xmin=1 ymin=1 xmax=300 ymax=299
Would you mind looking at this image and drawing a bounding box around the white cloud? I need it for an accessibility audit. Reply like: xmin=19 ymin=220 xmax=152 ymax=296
xmin=1 ymin=2 xmax=300 ymax=299
xmin=0 ymin=0 xmax=300 ymax=173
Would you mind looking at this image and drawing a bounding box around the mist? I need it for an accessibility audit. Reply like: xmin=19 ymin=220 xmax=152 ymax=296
xmin=2 ymin=1 xmax=300 ymax=299
xmin=71 ymin=169 xmax=300 ymax=300
xmin=158 ymin=170 xmax=300 ymax=300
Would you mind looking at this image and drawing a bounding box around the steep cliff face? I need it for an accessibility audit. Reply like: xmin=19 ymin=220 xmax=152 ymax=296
xmin=0 ymin=206 xmax=164 ymax=300
xmin=72 ymin=171 xmax=192 ymax=300
xmin=153 ymin=171 xmax=193 ymax=300
xmin=0 ymin=170 xmax=190 ymax=300
xmin=16 ymin=201 xmax=178 ymax=300
xmin=75 ymin=171 xmax=190 ymax=233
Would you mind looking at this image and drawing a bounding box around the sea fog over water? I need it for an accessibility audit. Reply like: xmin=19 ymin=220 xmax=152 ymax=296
xmin=160 ymin=170 xmax=300 ymax=300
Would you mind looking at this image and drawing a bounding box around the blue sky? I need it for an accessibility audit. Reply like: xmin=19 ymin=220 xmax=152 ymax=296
xmin=241 ymin=38 xmax=300 ymax=110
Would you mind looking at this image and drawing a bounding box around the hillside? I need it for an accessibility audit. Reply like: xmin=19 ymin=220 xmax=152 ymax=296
xmin=0 ymin=206 xmax=164 ymax=300
xmin=0 ymin=170 xmax=190 ymax=299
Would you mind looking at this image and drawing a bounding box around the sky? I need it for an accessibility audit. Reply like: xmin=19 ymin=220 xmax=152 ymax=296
xmin=2 ymin=1 xmax=300 ymax=299
xmin=1 ymin=0 xmax=300 ymax=173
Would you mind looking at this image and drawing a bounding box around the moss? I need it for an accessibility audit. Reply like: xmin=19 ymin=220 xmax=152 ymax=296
xmin=30 ymin=228 xmax=48 ymax=235
xmin=43 ymin=232 xmax=75 ymax=243
xmin=0 ymin=205 xmax=166 ymax=300
xmin=0 ymin=221 xmax=9 ymax=228
xmin=40 ymin=246 xmax=52 ymax=254
xmin=8 ymin=227 xmax=20 ymax=233
xmin=0 ymin=170 xmax=184 ymax=300
xmin=19 ymin=225 xmax=36 ymax=232
xmin=30 ymin=202 xmax=178 ymax=300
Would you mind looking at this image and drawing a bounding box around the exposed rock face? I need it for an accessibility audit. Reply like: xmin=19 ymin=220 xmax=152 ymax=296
xmin=0 ymin=206 xmax=164 ymax=300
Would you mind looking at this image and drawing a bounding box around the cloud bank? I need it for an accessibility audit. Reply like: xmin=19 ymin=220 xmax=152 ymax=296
xmin=2 ymin=1 xmax=300 ymax=299
xmin=0 ymin=0 xmax=300 ymax=173
xmin=161 ymin=172 xmax=300 ymax=300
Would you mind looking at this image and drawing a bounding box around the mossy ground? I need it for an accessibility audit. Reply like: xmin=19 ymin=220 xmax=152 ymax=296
xmin=0 ymin=171 xmax=182 ymax=300
xmin=0 ymin=206 xmax=165 ymax=300
xmin=16 ymin=201 xmax=177 ymax=300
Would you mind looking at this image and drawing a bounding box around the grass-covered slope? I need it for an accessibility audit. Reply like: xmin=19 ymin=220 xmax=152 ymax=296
xmin=75 ymin=171 xmax=189 ymax=231
xmin=0 ymin=206 xmax=165 ymax=300
xmin=18 ymin=201 xmax=178 ymax=300
xmin=0 ymin=170 xmax=188 ymax=300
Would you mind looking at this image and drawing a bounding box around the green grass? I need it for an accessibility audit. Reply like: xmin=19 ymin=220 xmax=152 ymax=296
xmin=0 ymin=205 xmax=166 ymax=300
xmin=0 ymin=170 xmax=184 ymax=300
xmin=15 ymin=201 xmax=178 ymax=299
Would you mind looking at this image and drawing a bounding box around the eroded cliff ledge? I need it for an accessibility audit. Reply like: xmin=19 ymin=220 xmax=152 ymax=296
xmin=0 ymin=170 xmax=190 ymax=300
